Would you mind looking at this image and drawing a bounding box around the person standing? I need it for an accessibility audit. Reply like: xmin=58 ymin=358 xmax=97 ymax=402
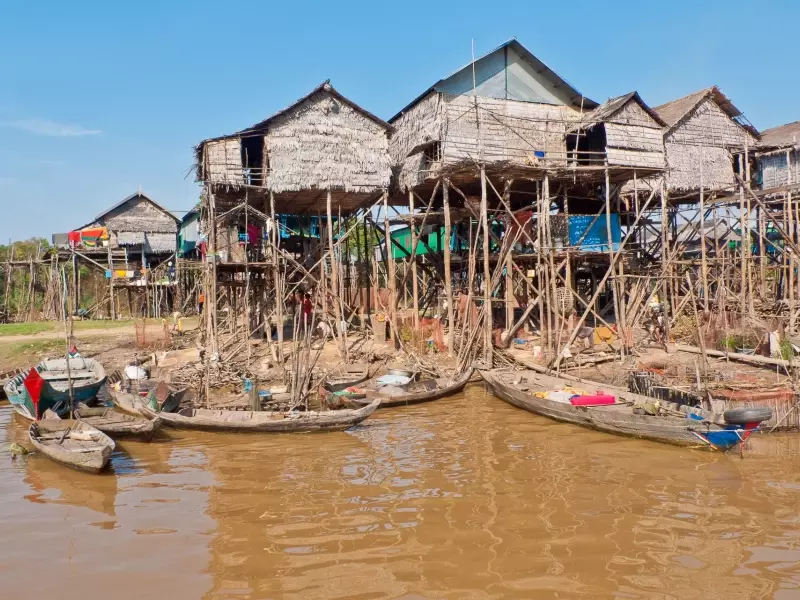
xmin=198 ymin=292 xmax=205 ymax=315
xmin=302 ymin=292 xmax=313 ymax=335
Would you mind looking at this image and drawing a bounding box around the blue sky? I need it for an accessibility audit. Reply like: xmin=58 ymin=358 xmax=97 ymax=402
xmin=1 ymin=0 xmax=797 ymax=243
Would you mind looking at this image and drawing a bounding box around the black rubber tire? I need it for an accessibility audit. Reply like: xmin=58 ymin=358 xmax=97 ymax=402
xmin=723 ymin=407 xmax=773 ymax=425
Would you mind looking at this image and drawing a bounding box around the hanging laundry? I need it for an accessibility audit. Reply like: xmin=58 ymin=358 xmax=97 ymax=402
xmin=247 ymin=224 xmax=260 ymax=246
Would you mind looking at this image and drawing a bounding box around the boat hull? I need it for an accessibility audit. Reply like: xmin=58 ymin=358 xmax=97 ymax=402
xmin=4 ymin=358 xmax=107 ymax=421
xmin=482 ymin=370 xmax=753 ymax=451
xmin=29 ymin=419 xmax=115 ymax=473
xmin=140 ymin=400 xmax=380 ymax=433
xmin=347 ymin=369 xmax=473 ymax=409
xmin=74 ymin=407 xmax=161 ymax=442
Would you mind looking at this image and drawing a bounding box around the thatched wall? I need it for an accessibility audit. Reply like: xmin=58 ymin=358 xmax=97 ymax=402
xmin=666 ymin=98 xmax=754 ymax=147
xmin=204 ymin=138 xmax=243 ymax=184
xmin=603 ymin=101 xmax=664 ymax=169
xmin=664 ymin=143 xmax=735 ymax=192
xmin=662 ymin=97 xmax=757 ymax=193
xmin=264 ymin=91 xmax=391 ymax=194
xmin=390 ymin=91 xmax=583 ymax=191
xmin=442 ymin=94 xmax=576 ymax=165
xmin=759 ymin=151 xmax=800 ymax=189
xmin=389 ymin=92 xmax=443 ymax=191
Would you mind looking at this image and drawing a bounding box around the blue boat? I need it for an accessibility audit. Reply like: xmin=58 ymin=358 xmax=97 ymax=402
xmin=3 ymin=358 xmax=107 ymax=421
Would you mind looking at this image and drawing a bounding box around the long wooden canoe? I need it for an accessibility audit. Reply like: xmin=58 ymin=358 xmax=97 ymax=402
xmin=481 ymin=369 xmax=770 ymax=451
xmin=74 ymin=406 xmax=161 ymax=442
xmin=139 ymin=399 xmax=380 ymax=433
xmin=342 ymin=368 xmax=473 ymax=410
xmin=29 ymin=418 xmax=115 ymax=473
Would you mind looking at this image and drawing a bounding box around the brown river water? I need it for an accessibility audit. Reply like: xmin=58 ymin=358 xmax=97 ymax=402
xmin=2 ymin=384 xmax=800 ymax=599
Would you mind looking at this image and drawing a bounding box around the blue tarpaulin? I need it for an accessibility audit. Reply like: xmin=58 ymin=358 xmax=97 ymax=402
xmin=568 ymin=214 xmax=621 ymax=252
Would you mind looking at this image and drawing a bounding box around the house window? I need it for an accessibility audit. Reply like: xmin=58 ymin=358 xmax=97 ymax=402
xmin=423 ymin=141 xmax=442 ymax=167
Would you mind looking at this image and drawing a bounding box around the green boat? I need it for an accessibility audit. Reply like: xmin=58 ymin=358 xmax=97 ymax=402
xmin=3 ymin=358 xmax=107 ymax=421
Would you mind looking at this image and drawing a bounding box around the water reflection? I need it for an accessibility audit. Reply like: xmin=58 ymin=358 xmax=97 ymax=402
xmin=3 ymin=384 xmax=800 ymax=599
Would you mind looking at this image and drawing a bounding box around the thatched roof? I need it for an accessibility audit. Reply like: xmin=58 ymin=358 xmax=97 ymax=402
xmin=571 ymin=91 xmax=666 ymax=131
xmin=78 ymin=192 xmax=179 ymax=232
xmin=389 ymin=38 xmax=597 ymax=123
xmin=200 ymin=81 xmax=391 ymax=147
xmin=759 ymin=120 xmax=800 ymax=150
xmin=653 ymin=86 xmax=759 ymax=138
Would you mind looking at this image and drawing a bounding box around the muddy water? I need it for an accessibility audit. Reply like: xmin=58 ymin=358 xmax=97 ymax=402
xmin=2 ymin=385 xmax=800 ymax=599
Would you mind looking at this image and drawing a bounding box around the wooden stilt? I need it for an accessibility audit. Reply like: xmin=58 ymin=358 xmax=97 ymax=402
xmin=443 ymin=178 xmax=454 ymax=356
xmin=604 ymin=165 xmax=622 ymax=356
xmin=270 ymin=191 xmax=284 ymax=365
xmin=480 ymin=166 xmax=492 ymax=364
xmin=788 ymin=149 xmax=795 ymax=331
xmin=409 ymin=190 xmax=419 ymax=328
xmin=503 ymin=180 xmax=514 ymax=334
xmin=383 ymin=191 xmax=396 ymax=344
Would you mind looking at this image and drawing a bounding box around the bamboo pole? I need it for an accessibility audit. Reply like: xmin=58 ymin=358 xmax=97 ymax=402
xmin=409 ymin=190 xmax=419 ymax=328
xmin=443 ymin=178 xmax=454 ymax=356
xmin=270 ymin=191 xmax=284 ymax=364
xmin=604 ymin=165 xmax=622 ymax=356
xmin=480 ymin=167 xmax=493 ymax=364
xmin=554 ymin=177 xmax=663 ymax=368
xmin=788 ymin=149 xmax=795 ymax=331
xmin=699 ymin=150 xmax=709 ymax=310
xmin=660 ymin=180 xmax=670 ymax=343
xmin=244 ymin=193 xmax=252 ymax=368
xmin=383 ymin=191 xmax=396 ymax=344
xmin=326 ymin=192 xmax=344 ymax=358
xmin=107 ymin=240 xmax=115 ymax=320
xmin=503 ymin=180 xmax=514 ymax=334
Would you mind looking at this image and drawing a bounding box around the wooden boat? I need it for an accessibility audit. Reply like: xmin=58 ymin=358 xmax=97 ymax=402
xmin=321 ymin=363 xmax=370 ymax=392
xmin=482 ymin=369 xmax=772 ymax=451
xmin=339 ymin=368 xmax=473 ymax=410
xmin=110 ymin=384 xmax=185 ymax=416
xmin=139 ymin=399 xmax=381 ymax=433
xmin=4 ymin=358 xmax=106 ymax=420
xmin=74 ymin=406 xmax=161 ymax=441
xmin=29 ymin=418 xmax=115 ymax=473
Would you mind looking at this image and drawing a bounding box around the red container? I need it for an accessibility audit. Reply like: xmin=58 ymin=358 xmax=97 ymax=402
xmin=570 ymin=394 xmax=616 ymax=406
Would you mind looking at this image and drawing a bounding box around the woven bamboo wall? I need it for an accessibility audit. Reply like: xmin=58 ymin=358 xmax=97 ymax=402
xmin=759 ymin=151 xmax=800 ymax=189
xmin=441 ymin=94 xmax=576 ymax=166
xmin=205 ymin=138 xmax=243 ymax=184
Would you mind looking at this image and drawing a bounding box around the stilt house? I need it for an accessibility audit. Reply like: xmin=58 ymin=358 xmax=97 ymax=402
xmin=652 ymin=87 xmax=759 ymax=198
xmin=756 ymin=121 xmax=800 ymax=190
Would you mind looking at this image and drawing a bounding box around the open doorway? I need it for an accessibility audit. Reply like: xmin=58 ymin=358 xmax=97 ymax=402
xmin=241 ymin=136 xmax=265 ymax=185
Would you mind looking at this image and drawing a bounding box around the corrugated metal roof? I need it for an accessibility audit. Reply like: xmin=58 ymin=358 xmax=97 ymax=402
xmin=389 ymin=38 xmax=597 ymax=123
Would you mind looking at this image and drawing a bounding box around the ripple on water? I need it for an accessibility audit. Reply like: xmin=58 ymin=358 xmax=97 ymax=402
xmin=3 ymin=388 xmax=800 ymax=598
